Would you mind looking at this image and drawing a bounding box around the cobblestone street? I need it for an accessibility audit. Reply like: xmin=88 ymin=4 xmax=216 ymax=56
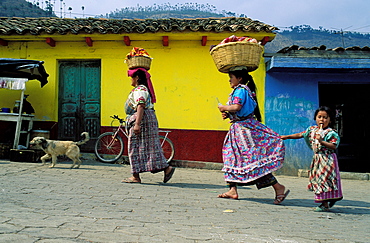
xmin=1 ymin=158 xmax=369 ymax=242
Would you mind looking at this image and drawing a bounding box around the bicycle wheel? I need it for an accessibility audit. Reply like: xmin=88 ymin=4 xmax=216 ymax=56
xmin=159 ymin=135 xmax=175 ymax=163
xmin=94 ymin=132 xmax=124 ymax=163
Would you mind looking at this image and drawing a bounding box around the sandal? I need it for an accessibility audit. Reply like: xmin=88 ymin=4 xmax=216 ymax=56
xmin=163 ymin=167 xmax=176 ymax=183
xmin=314 ymin=205 xmax=330 ymax=212
xmin=274 ymin=189 xmax=290 ymax=205
xmin=329 ymin=201 xmax=337 ymax=208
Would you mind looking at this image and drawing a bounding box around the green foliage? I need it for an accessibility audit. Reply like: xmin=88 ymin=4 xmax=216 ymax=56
xmin=97 ymin=3 xmax=236 ymax=19
xmin=0 ymin=0 xmax=56 ymax=17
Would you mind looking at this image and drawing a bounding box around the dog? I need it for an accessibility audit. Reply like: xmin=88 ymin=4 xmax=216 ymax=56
xmin=29 ymin=132 xmax=90 ymax=169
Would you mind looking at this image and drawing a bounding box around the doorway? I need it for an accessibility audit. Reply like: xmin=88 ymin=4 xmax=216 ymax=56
xmin=319 ymin=83 xmax=370 ymax=173
xmin=58 ymin=60 xmax=101 ymax=151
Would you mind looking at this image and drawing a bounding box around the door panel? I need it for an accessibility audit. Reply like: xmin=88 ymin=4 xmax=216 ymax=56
xmin=80 ymin=61 xmax=101 ymax=139
xmin=58 ymin=60 xmax=101 ymax=151
xmin=59 ymin=62 xmax=81 ymax=139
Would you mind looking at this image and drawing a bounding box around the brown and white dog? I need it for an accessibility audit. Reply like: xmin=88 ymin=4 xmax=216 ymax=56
xmin=29 ymin=132 xmax=90 ymax=168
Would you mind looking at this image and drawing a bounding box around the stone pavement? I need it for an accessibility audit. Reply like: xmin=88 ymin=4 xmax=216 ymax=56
xmin=0 ymin=156 xmax=369 ymax=243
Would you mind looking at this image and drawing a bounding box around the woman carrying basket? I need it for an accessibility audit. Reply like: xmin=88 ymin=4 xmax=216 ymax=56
xmin=122 ymin=68 xmax=175 ymax=184
xmin=217 ymin=66 xmax=289 ymax=204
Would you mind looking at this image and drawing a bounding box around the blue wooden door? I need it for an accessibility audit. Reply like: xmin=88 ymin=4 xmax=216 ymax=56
xmin=58 ymin=60 xmax=101 ymax=151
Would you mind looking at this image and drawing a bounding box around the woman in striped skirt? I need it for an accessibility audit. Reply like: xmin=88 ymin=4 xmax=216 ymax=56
xmin=122 ymin=68 xmax=175 ymax=184
xmin=281 ymin=106 xmax=343 ymax=212
xmin=217 ymin=66 xmax=288 ymax=204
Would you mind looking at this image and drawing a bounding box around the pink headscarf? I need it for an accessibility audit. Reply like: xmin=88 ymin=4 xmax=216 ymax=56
xmin=127 ymin=68 xmax=156 ymax=103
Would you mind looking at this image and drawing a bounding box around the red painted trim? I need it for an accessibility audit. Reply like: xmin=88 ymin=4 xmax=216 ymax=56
xmin=123 ymin=36 xmax=131 ymax=46
xmin=100 ymin=127 xmax=226 ymax=163
xmin=260 ymin=36 xmax=270 ymax=46
xmin=46 ymin=37 xmax=55 ymax=47
xmin=21 ymin=120 xmax=226 ymax=163
xmin=201 ymin=36 xmax=207 ymax=46
xmin=162 ymin=36 xmax=169 ymax=46
xmin=0 ymin=38 xmax=8 ymax=46
xmin=85 ymin=37 xmax=93 ymax=47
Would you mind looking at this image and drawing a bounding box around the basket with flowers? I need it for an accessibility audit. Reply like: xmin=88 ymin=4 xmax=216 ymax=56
xmin=125 ymin=47 xmax=152 ymax=70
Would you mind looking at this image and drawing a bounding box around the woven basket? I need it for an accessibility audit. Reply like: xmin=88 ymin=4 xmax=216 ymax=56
xmin=126 ymin=56 xmax=152 ymax=70
xmin=210 ymin=42 xmax=263 ymax=73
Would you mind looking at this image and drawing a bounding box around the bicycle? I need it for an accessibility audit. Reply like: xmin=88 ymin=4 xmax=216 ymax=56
xmin=94 ymin=115 xmax=175 ymax=164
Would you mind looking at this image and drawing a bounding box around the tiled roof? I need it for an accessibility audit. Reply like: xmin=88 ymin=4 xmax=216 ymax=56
xmin=0 ymin=17 xmax=277 ymax=35
xmin=277 ymin=45 xmax=370 ymax=53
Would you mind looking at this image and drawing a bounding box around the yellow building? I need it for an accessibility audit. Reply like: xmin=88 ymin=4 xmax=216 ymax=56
xmin=0 ymin=17 xmax=277 ymax=163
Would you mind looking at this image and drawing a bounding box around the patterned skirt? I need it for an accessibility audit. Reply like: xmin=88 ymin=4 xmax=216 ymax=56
xmin=127 ymin=109 xmax=168 ymax=174
xmin=309 ymin=153 xmax=343 ymax=203
xmin=222 ymin=118 xmax=285 ymax=183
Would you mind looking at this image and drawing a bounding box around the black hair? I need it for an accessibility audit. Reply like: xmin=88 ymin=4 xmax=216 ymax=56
xmin=132 ymin=69 xmax=148 ymax=87
xmin=132 ymin=69 xmax=155 ymax=101
xmin=229 ymin=69 xmax=262 ymax=122
xmin=314 ymin=106 xmax=336 ymax=126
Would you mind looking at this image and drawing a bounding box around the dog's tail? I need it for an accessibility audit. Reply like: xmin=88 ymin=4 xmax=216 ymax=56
xmin=76 ymin=132 xmax=90 ymax=145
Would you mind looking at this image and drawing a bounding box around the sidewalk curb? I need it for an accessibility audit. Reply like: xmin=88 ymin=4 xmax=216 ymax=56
xmin=82 ymin=153 xmax=224 ymax=170
xmin=170 ymin=160 xmax=224 ymax=170
xmin=83 ymin=153 xmax=369 ymax=180
xmin=298 ymin=169 xmax=370 ymax=180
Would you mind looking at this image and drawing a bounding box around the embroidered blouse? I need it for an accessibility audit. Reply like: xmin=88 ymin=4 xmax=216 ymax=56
xmin=125 ymin=85 xmax=154 ymax=116
xmin=227 ymin=84 xmax=256 ymax=118
xmin=301 ymin=126 xmax=340 ymax=154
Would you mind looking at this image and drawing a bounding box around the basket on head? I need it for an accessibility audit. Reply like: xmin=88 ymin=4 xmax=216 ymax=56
xmin=126 ymin=56 xmax=152 ymax=70
xmin=210 ymin=42 xmax=263 ymax=73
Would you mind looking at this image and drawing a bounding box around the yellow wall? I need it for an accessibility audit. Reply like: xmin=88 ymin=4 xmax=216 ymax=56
xmin=0 ymin=34 xmax=266 ymax=132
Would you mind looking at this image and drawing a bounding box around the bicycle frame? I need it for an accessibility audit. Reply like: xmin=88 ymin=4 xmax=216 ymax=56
xmin=159 ymin=130 xmax=170 ymax=146
xmin=116 ymin=117 xmax=173 ymax=158
xmin=95 ymin=115 xmax=174 ymax=163
xmin=114 ymin=118 xmax=171 ymax=143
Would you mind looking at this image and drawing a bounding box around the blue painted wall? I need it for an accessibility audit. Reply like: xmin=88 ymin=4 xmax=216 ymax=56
xmin=265 ymin=70 xmax=370 ymax=175
xmin=265 ymin=72 xmax=318 ymax=175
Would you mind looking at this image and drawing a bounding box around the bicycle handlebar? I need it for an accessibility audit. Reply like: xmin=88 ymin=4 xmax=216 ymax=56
xmin=110 ymin=115 xmax=125 ymax=124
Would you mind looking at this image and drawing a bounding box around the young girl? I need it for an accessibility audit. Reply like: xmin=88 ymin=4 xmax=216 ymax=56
xmin=281 ymin=106 xmax=343 ymax=212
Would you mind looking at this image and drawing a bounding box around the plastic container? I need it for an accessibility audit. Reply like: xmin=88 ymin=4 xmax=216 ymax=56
xmin=0 ymin=108 xmax=10 ymax=113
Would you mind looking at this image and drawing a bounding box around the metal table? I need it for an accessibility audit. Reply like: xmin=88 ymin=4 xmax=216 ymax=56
xmin=0 ymin=112 xmax=34 ymax=148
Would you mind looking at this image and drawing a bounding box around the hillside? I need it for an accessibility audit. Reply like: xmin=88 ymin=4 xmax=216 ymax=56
xmin=1 ymin=1 xmax=369 ymax=53
xmin=265 ymin=25 xmax=370 ymax=53
xmin=102 ymin=5 xmax=370 ymax=53
xmin=0 ymin=0 xmax=55 ymax=17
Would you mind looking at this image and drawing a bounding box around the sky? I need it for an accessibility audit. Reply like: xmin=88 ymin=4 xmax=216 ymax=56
xmin=33 ymin=0 xmax=370 ymax=33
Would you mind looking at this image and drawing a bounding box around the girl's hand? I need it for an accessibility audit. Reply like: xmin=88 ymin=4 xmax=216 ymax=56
xmin=316 ymin=134 xmax=337 ymax=150
xmin=280 ymin=133 xmax=303 ymax=140
xmin=133 ymin=124 xmax=141 ymax=135
xmin=280 ymin=135 xmax=288 ymax=140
